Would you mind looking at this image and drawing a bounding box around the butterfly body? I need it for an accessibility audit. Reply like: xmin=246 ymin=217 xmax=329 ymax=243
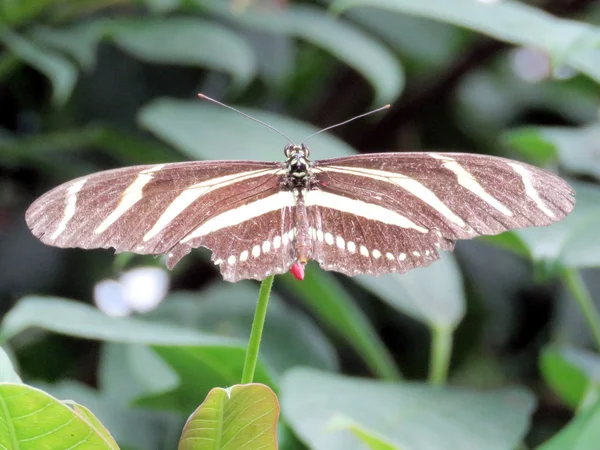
xmin=26 ymin=148 xmax=575 ymax=282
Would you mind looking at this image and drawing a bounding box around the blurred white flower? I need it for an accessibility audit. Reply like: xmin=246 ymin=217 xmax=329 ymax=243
xmin=94 ymin=267 xmax=170 ymax=316
xmin=94 ymin=279 xmax=131 ymax=317
xmin=120 ymin=267 xmax=170 ymax=313
xmin=510 ymin=47 xmax=551 ymax=83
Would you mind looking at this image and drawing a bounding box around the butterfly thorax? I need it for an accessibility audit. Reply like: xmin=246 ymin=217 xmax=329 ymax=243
xmin=284 ymin=144 xmax=312 ymax=188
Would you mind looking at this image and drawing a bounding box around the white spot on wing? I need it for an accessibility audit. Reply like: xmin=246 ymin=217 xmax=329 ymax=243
xmin=227 ymin=255 xmax=236 ymax=265
xmin=360 ymin=245 xmax=369 ymax=257
xmin=399 ymin=253 xmax=407 ymax=261
xmin=282 ymin=232 xmax=289 ymax=245
xmin=372 ymin=249 xmax=381 ymax=259
xmin=316 ymin=229 xmax=324 ymax=242
xmin=262 ymin=240 xmax=271 ymax=253
xmin=252 ymin=245 xmax=260 ymax=258
xmin=347 ymin=241 xmax=356 ymax=253
xmin=336 ymin=235 xmax=345 ymax=249
xmin=51 ymin=178 xmax=87 ymax=240
xmin=240 ymin=250 xmax=249 ymax=262
xmin=413 ymin=251 xmax=420 ymax=257
xmin=324 ymin=232 xmax=334 ymax=245
xmin=386 ymin=252 xmax=394 ymax=260
xmin=273 ymin=235 xmax=281 ymax=249
xmin=507 ymin=162 xmax=555 ymax=218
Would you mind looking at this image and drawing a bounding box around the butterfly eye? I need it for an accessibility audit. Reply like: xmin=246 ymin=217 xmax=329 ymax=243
xmin=284 ymin=145 xmax=293 ymax=158
xmin=302 ymin=145 xmax=310 ymax=158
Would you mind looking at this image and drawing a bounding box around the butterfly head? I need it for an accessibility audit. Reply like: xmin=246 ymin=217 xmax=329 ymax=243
xmin=285 ymin=144 xmax=311 ymax=182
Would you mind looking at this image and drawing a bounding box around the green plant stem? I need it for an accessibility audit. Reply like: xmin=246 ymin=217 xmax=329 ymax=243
xmin=561 ymin=268 xmax=600 ymax=351
xmin=241 ymin=275 xmax=274 ymax=384
xmin=428 ymin=325 xmax=453 ymax=386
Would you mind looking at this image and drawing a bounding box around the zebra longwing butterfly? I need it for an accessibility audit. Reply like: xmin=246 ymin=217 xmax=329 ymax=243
xmin=26 ymin=107 xmax=575 ymax=282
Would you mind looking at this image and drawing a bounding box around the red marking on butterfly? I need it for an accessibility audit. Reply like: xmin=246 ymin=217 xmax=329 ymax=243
xmin=290 ymin=262 xmax=305 ymax=280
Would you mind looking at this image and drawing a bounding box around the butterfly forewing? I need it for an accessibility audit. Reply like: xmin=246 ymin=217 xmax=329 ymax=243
xmin=26 ymin=160 xmax=288 ymax=280
xmin=310 ymin=152 xmax=574 ymax=275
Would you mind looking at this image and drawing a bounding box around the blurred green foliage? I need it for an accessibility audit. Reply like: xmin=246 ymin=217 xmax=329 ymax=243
xmin=2 ymin=0 xmax=600 ymax=449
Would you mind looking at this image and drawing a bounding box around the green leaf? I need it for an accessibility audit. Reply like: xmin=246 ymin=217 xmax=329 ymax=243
xmin=327 ymin=415 xmax=398 ymax=450
xmin=354 ymin=252 xmax=465 ymax=329
xmin=280 ymin=266 xmax=401 ymax=380
xmin=540 ymin=345 xmax=600 ymax=409
xmin=205 ymin=3 xmax=403 ymax=104
xmin=0 ymin=296 xmax=235 ymax=346
xmin=501 ymin=127 xmax=557 ymax=168
xmin=0 ymin=347 xmax=21 ymax=384
xmin=0 ymin=27 xmax=78 ymax=105
xmin=0 ymin=383 xmax=118 ymax=449
xmin=505 ymin=124 xmax=600 ymax=180
xmin=67 ymin=401 xmax=121 ymax=449
xmin=99 ymin=343 xmax=179 ymax=406
xmin=282 ymin=369 xmax=535 ymax=450
xmin=179 ymin=383 xmax=279 ymax=450
xmin=138 ymin=98 xmax=355 ymax=161
xmin=39 ymin=380 xmax=181 ymax=450
xmin=31 ymin=23 xmax=104 ymax=71
xmin=149 ymin=283 xmax=339 ymax=373
xmin=538 ymin=399 xmax=600 ymax=450
xmin=107 ymin=18 xmax=256 ymax=89
xmin=0 ymin=125 xmax=178 ymax=171
xmin=135 ymin=346 xmax=275 ymax=414
xmin=483 ymin=182 xmax=600 ymax=270
xmin=331 ymin=0 xmax=600 ymax=84
xmin=478 ymin=233 xmax=532 ymax=261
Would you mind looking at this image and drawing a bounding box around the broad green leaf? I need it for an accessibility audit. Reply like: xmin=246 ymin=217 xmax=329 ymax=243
xmin=281 ymin=266 xmax=400 ymax=380
xmin=65 ymin=401 xmax=120 ymax=449
xmin=179 ymin=384 xmax=279 ymax=450
xmin=0 ymin=125 xmax=178 ymax=171
xmin=0 ymin=27 xmax=78 ymax=105
xmin=31 ymin=23 xmax=104 ymax=70
xmin=484 ymin=182 xmax=600 ymax=270
xmin=135 ymin=346 xmax=275 ymax=414
xmin=38 ymin=380 xmax=180 ymax=450
xmin=149 ymin=283 xmax=339 ymax=373
xmin=99 ymin=343 xmax=179 ymax=406
xmin=342 ymin=7 xmax=460 ymax=71
xmin=0 ymin=383 xmax=118 ymax=449
xmin=107 ymin=18 xmax=256 ymax=89
xmin=0 ymin=347 xmax=21 ymax=384
xmin=331 ymin=0 xmax=600 ymax=84
xmin=0 ymin=296 xmax=235 ymax=346
xmin=501 ymin=127 xmax=557 ymax=168
xmin=354 ymin=252 xmax=465 ymax=329
xmin=204 ymin=3 xmax=404 ymax=104
xmin=282 ymin=369 xmax=535 ymax=450
xmin=478 ymin=233 xmax=531 ymax=261
xmin=328 ymin=415 xmax=398 ymax=450
xmin=505 ymin=124 xmax=600 ymax=180
xmin=541 ymin=345 xmax=600 ymax=409
xmin=538 ymin=399 xmax=600 ymax=450
xmin=138 ymin=98 xmax=355 ymax=161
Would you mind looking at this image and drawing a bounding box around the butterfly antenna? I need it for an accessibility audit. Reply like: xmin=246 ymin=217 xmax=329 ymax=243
xmin=198 ymin=94 xmax=295 ymax=145
xmin=301 ymin=104 xmax=391 ymax=145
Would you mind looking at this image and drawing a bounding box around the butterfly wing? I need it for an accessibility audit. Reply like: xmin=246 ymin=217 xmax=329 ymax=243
xmin=308 ymin=152 xmax=574 ymax=276
xmin=26 ymin=160 xmax=294 ymax=281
